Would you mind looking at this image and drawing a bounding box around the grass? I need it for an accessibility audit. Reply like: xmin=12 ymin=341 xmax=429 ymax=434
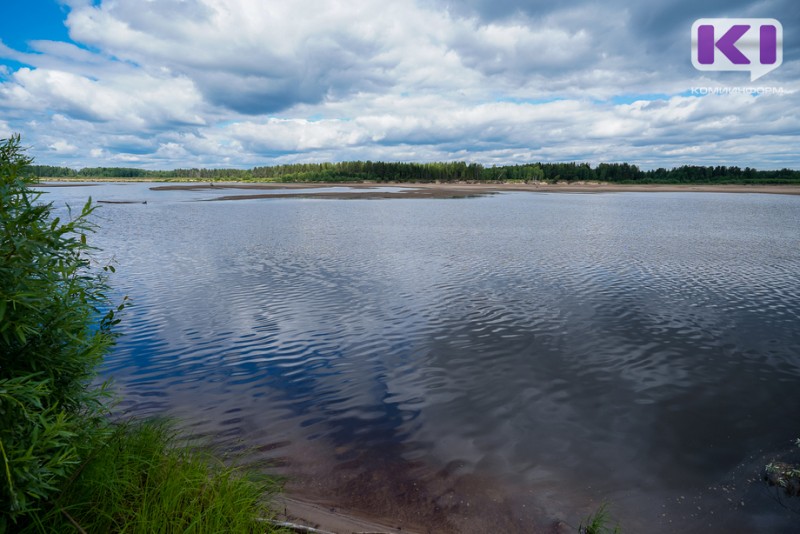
xmin=579 ymin=503 xmax=621 ymax=534
xmin=764 ymin=437 xmax=800 ymax=497
xmin=22 ymin=419 xmax=286 ymax=533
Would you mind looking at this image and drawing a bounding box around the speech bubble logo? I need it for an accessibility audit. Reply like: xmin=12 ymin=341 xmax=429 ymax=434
xmin=691 ymin=18 xmax=783 ymax=81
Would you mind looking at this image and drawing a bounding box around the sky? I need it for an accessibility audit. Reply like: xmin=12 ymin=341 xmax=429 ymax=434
xmin=0 ymin=0 xmax=797 ymax=170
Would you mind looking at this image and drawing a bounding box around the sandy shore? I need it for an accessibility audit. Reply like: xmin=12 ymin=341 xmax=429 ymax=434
xmin=149 ymin=182 xmax=800 ymax=200
xmin=273 ymin=496 xmax=423 ymax=534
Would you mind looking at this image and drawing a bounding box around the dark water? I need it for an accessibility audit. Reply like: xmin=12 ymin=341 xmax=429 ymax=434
xmin=40 ymin=184 xmax=800 ymax=532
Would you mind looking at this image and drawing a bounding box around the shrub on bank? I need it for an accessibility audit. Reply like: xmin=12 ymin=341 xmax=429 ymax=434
xmin=0 ymin=135 xmax=282 ymax=533
xmin=1 ymin=134 xmax=117 ymax=528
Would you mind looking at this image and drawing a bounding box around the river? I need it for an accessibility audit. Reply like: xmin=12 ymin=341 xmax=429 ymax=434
xmin=39 ymin=183 xmax=800 ymax=533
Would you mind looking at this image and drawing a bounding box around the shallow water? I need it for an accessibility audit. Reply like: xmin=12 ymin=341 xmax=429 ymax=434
xmin=39 ymin=184 xmax=800 ymax=532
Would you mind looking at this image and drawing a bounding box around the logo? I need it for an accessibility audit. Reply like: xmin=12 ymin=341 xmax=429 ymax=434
xmin=691 ymin=18 xmax=783 ymax=81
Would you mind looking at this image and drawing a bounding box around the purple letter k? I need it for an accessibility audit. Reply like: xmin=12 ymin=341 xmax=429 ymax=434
xmin=698 ymin=24 xmax=750 ymax=64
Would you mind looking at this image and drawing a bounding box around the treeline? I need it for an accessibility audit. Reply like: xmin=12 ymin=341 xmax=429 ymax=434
xmin=24 ymin=161 xmax=800 ymax=184
xmin=22 ymin=165 xmax=252 ymax=180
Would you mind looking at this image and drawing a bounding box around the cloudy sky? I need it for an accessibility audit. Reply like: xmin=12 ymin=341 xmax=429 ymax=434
xmin=0 ymin=0 xmax=797 ymax=170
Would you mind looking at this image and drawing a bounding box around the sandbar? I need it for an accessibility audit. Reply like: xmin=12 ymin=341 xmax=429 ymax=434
xmin=149 ymin=182 xmax=800 ymax=200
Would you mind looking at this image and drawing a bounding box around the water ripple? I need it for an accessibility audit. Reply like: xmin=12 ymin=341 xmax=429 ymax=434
xmin=41 ymin=185 xmax=800 ymax=533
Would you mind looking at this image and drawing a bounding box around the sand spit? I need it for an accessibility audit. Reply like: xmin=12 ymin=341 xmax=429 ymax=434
xmin=149 ymin=182 xmax=800 ymax=200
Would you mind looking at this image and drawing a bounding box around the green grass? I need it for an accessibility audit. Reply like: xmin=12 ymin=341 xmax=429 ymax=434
xmin=23 ymin=419 xmax=286 ymax=534
xmin=579 ymin=503 xmax=621 ymax=534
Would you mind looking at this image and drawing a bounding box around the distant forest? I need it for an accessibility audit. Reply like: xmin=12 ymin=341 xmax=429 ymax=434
xmin=24 ymin=161 xmax=800 ymax=184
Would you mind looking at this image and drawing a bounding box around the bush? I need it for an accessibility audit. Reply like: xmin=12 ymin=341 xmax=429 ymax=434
xmin=1 ymin=136 xmax=283 ymax=533
xmin=0 ymin=134 xmax=122 ymax=527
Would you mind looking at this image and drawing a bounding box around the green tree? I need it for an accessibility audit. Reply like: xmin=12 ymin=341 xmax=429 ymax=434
xmin=0 ymin=134 xmax=123 ymax=527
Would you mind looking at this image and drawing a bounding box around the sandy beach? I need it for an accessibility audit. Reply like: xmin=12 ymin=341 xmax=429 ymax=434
xmin=272 ymin=496 xmax=425 ymax=534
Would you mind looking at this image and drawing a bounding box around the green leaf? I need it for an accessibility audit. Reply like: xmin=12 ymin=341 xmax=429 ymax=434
xmin=14 ymin=325 xmax=26 ymax=345
xmin=0 ymin=136 xmax=123 ymax=520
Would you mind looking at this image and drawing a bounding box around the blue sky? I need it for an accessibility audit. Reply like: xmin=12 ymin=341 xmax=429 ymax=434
xmin=0 ymin=0 xmax=797 ymax=169
xmin=0 ymin=1 xmax=71 ymax=51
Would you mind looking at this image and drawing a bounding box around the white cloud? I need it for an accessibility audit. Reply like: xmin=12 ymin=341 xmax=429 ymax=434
xmin=0 ymin=68 xmax=206 ymax=129
xmin=49 ymin=140 xmax=79 ymax=154
xmin=214 ymin=91 xmax=799 ymax=168
xmin=451 ymin=21 xmax=596 ymax=77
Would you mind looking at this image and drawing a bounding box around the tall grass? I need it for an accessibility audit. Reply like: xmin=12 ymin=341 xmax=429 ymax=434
xmin=26 ymin=419 xmax=285 ymax=533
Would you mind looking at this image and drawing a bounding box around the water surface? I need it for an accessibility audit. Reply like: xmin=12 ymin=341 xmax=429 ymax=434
xmin=39 ymin=183 xmax=800 ymax=532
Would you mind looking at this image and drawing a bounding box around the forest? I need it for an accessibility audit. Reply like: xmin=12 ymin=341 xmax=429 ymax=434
xmin=23 ymin=161 xmax=800 ymax=184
